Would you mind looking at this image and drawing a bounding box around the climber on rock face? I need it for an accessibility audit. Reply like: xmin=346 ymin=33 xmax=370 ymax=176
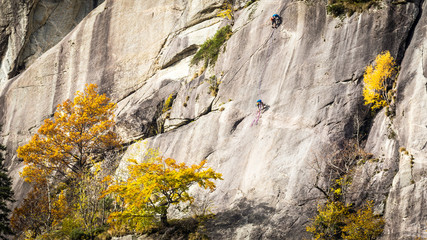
xmin=271 ymin=14 xmax=281 ymax=28
xmin=251 ymin=99 xmax=266 ymax=126
xmin=256 ymin=99 xmax=265 ymax=111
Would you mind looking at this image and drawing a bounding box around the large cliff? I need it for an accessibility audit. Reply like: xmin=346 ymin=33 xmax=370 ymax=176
xmin=1 ymin=0 xmax=426 ymax=239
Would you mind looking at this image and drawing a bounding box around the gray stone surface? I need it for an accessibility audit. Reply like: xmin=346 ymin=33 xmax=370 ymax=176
xmin=0 ymin=0 xmax=103 ymax=83
xmin=365 ymin=0 xmax=427 ymax=238
xmin=1 ymin=0 xmax=427 ymax=239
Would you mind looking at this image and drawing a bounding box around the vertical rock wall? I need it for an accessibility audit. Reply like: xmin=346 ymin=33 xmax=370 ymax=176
xmin=0 ymin=0 xmax=104 ymax=83
xmin=0 ymin=0 xmax=426 ymax=239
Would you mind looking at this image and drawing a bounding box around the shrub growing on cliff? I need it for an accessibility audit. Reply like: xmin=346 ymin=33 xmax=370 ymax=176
xmin=327 ymin=0 xmax=379 ymax=18
xmin=306 ymin=201 xmax=349 ymax=239
xmin=217 ymin=2 xmax=234 ymax=21
xmin=103 ymin=151 xmax=222 ymax=231
xmin=363 ymin=51 xmax=397 ymax=111
xmin=307 ymin=200 xmax=384 ymax=239
xmin=191 ymin=25 xmax=233 ymax=67
xmin=162 ymin=93 xmax=175 ymax=113
xmin=342 ymin=201 xmax=385 ymax=240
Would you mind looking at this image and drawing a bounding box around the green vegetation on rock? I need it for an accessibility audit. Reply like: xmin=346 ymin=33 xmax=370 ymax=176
xmin=191 ymin=25 xmax=233 ymax=67
xmin=327 ymin=0 xmax=379 ymax=18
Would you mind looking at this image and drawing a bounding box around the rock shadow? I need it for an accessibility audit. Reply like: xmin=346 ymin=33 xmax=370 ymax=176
xmin=203 ymin=198 xmax=285 ymax=239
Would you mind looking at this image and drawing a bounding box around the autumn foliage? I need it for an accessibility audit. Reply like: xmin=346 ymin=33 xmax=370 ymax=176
xmin=306 ymin=201 xmax=349 ymax=239
xmin=12 ymin=84 xmax=222 ymax=239
xmin=217 ymin=2 xmax=234 ymax=20
xmin=12 ymin=84 xmax=121 ymax=238
xmin=103 ymin=154 xmax=223 ymax=231
xmin=18 ymin=83 xmax=121 ymax=182
xmin=362 ymin=51 xmax=397 ymax=110
xmin=306 ymin=200 xmax=384 ymax=239
xmin=342 ymin=201 xmax=385 ymax=240
xmin=11 ymin=185 xmax=76 ymax=239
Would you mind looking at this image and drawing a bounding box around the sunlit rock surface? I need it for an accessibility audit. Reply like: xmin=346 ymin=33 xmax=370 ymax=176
xmin=1 ymin=0 xmax=426 ymax=238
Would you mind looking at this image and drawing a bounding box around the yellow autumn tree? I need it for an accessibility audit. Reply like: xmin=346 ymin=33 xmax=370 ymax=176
xmin=307 ymin=200 xmax=384 ymax=240
xmin=18 ymin=83 xmax=121 ymax=183
xmin=13 ymin=84 xmax=121 ymax=237
xmin=342 ymin=201 xmax=385 ymax=240
xmin=73 ymin=163 xmax=112 ymax=235
xmin=217 ymin=1 xmax=234 ymax=20
xmin=306 ymin=201 xmax=349 ymax=239
xmin=363 ymin=51 xmax=397 ymax=110
xmin=103 ymin=153 xmax=222 ymax=230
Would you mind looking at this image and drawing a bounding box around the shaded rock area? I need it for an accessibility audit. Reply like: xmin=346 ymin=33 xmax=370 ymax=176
xmin=1 ymin=0 xmax=427 ymax=239
xmin=0 ymin=0 xmax=104 ymax=82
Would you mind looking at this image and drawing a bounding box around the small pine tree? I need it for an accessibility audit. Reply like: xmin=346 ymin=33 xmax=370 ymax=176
xmin=0 ymin=143 xmax=14 ymax=239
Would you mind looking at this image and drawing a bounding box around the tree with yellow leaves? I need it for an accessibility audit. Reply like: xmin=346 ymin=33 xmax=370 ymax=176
xmin=306 ymin=201 xmax=349 ymax=239
xmin=13 ymin=84 xmax=121 ymax=237
xmin=342 ymin=201 xmax=385 ymax=240
xmin=73 ymin=163 xmax=112 ymax=236
xmin=103 ymin=153 xmax=222 ymax=230
xmin=306 ymin=200 xmax=384 ymax=240
xmin=217 ymin=1 xmax=234 ymax=21
xmin=18 ymin=83 xmax=121 ymax=183
xmin=363 ymin=51 xmax=397 ymax=110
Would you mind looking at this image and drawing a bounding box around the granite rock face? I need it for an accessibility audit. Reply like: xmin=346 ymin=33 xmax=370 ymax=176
xmin=1 ymin=0 xmax=427 ymax=239
xmin=0 ymin=0 xmax=103 ymax=82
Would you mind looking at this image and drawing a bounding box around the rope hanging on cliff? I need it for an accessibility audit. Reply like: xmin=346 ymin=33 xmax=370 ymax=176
xmin=251 ymin=29 xmax=275 ymax=126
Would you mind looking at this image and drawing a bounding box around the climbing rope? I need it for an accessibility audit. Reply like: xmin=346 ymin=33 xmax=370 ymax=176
xmin=251 ymin=108 xmax=262 ymax=126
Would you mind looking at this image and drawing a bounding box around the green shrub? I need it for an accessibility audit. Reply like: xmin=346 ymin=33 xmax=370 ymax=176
xmin=326 ymin=0 xmax=379 ymax=18
xmin=206 ymin=75 xmax=221 ymax=97
xmin=245 ymin=0 xmax=258 ymax=7
xmin=70 ymin=228 xmax=91 ymax=240
xmin=191 ymin=25 xmax=233 ymax=67
xmin=327 ymin=3 xmax=346 ymax=17
xmin=69 ymin=225 xmax=108 ymax=240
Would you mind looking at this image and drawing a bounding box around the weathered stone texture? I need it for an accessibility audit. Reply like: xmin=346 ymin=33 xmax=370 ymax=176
xmin=1 ymin=0 xmax=427 ymax=239
xmin=0 ymin=0 xmax=103 ymax=83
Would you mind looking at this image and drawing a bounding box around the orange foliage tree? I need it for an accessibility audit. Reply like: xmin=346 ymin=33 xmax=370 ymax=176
xmin=18 ymin=83 xmax=121 ymax=182
xmin=10 ymin=184 xmax=69 ymax=238
xmin=13 ymin=84 xmax=121 ymax=236
xmin=103 ymin=153 xmax=222 ymax=230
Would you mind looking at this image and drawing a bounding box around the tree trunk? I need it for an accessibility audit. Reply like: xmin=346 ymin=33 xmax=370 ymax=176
xmin=160 ymin=211 xmax=169 ymax=227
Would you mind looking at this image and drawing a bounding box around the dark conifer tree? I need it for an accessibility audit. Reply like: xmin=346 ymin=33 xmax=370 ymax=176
xmin=0 ymin=143 xmax=14 ymax=239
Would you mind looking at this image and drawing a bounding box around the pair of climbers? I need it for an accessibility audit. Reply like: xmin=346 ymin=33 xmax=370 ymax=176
xmin=270 ymin=14 xmax=281 ymax=28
